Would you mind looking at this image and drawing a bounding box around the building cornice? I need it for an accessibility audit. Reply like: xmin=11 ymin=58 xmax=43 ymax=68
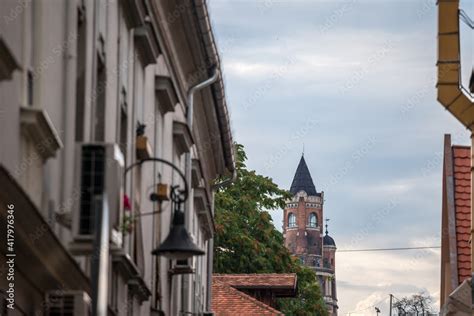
xmin=0 ymin=36 xmax=20 ymax=81
xmin=149 ymin=1 xmax=235 ymax=177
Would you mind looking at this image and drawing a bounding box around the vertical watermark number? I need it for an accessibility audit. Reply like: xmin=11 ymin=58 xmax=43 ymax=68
xmin=5 ymin=204 xmax=15 ymax=309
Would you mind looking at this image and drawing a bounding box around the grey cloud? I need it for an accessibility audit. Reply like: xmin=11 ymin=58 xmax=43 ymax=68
xmin=211 ymin=0 xmax=456 ymax=314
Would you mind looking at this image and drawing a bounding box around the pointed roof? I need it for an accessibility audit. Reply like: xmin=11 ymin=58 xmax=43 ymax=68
xmin=290 ymin=155 xmax=317 ymax=196
xmin=212 ymin=279 xmax=284 ymax=315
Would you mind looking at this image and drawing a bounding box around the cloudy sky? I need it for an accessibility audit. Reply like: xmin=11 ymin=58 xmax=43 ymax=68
xmin=208 ymin=0 xmax=472 ymax=315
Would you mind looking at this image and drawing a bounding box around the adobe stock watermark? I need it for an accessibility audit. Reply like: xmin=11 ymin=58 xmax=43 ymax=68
xmin=28 ymin=189 xmax=81 ymax=245
xmin=318 ymin=0 xmax=358 ymax=36
xmin=262 ymin=117 xmax=319 ymax=173
xmin=342 ymin=198 xmax=399 ymax=252
xmin=416 ymin=0 xmax=435 ymax=20
xmin=327 ymin=135 xmax=378 ymax=188
xmin=3 ymin=0 xmax=31 ymax=26
xmin=399 ymin=234 xmax=441 ymax=273
xmin=5 ymin=203 xmax=16 ymax=309
xmin=339 ymin=39 xmax=395 ymax=95
xmin=400 ymin=61 xmax=451 ymax=116
xmin=31 ymin=32 xmax=78 ymax=81
xmin=241 ymin=56 xmax=296 ymax=111
xmin=417 ymin=127 xmax=467 ymax=178
xmin=259 ymin=0 xmax=276 ymax=13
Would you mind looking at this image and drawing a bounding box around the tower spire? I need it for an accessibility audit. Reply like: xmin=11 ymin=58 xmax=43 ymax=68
xmin=289 ymin=155 xmax=317 ymax=196
xmin=325 ymin=218 xmax=330 ymax=235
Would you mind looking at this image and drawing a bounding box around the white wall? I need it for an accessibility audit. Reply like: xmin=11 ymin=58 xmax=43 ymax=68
xmin=0 ymin=0 xmax=222 ymax=314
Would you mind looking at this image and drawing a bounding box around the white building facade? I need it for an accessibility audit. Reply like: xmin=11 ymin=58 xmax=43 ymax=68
xmin=0 ymin=0 xmax=234 ymax=315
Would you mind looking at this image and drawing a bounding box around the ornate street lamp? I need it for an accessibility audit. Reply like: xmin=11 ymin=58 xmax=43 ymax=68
xmin=151 ymin=186 xmax=205 ymax=259
xmin=124 ymin=157 xmax=204 ymax=260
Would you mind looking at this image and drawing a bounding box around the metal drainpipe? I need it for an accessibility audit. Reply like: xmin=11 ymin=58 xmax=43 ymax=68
xmin=186 ymin=66 xmax=218 ymax=129
xmin=185 ymin=66 xmax=219 ymax=223
xmin=212 ymin=169 xmax=237 ymax=191
xmin=185 ymin=66 xmax=219 ymax=228
xmin=60 ymin=0 xmax=77 ymax=241
xmin=184 ymin=66 xmax=219 ymax=313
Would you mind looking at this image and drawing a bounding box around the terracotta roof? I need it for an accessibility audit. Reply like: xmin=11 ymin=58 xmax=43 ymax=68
xmin=452 ymin=146 xmax=472 ymax=283
xmin=212 ymin=280 xmax=284 ymax=316
xmin=213 ymin=273 xmax=297 ymax=290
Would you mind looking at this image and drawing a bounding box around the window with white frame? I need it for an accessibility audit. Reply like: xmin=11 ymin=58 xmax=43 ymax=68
xmin=308 ymin=213 xmax=317 ymax=227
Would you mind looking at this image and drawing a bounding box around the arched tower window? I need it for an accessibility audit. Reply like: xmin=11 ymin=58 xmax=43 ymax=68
xmin=323 ymin=258 xmax=330 ymax=268
xmin=308 ymin=213 xmax=317 ymax=227
xmin=288 ymin=213 xmax=296 ymax=228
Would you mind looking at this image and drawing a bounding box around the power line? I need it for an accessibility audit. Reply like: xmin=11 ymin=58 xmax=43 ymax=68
xmin=460 ymin=9 xmax=474 ymax=29
xmin=346 ymin=297 xmax=388 ymax=315
xmin=391 ymin=294 xmax=403 ymax=303
xmin=338 ymin=246 xmax=440 ymax=253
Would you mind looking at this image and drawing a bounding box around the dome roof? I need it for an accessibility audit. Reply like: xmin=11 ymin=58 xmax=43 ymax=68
xmin=323 ymin=234 xmax=336 ymax=247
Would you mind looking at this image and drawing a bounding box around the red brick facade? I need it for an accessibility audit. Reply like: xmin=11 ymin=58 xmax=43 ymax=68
xmin=283 ymin=195 xmax=323 ymax=264
xmin=283 ymin=156 xmax=338 ymax=315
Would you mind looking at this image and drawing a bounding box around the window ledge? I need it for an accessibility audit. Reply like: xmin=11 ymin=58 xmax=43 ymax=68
xmin=128 ymin=275 xmax=151 ymax=303
xmin=112 ymin=250 xmax=140 ymax=280
xmin=121 ymin=0 xmax=146 ymax=27
xmin=191 ymin=159 xmax=204 ymax=188
xmin=20 ymin=106 xmax=63 ymax=160
xmin=194 ymin=187 xmax=213 ymax=240
xmin=112 ymin=250 xmax=152 ymax=303
xmin=135 ymin=24 xmax=160 ymax=66
xmin=173 ymin=121 xmax=194 ymax=156
xmin=155 ymin=75 xmax=178 ymax=114
xmin=0 ymin=37 xmax=20 ymax=81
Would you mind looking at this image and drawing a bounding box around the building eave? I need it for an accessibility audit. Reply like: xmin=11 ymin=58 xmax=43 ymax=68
xmin=150 ymin=1 xmax=235 ymax=176
xmin=442 ymin=134 xmax=460 ymax=302
xmin=191 ymin=0 xmax=235 ymax=174
xmin=437 ymin=0 xmax=474 ymax=129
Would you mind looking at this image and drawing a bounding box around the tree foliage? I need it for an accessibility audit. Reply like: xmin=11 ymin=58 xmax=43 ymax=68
xmin=214 ymin=143 xmax=328 ymax=316
xmin=276 ymin=265 xmax=329 ymax=316
xmin=393 ymin=292 xmax=434 ymax=315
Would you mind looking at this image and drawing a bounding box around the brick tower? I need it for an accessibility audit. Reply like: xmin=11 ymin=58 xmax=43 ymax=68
xmin=283 ymin=155 xmax=338 ymax=315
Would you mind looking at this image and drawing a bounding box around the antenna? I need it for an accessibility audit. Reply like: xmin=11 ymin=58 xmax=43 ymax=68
xmin=302 ymin=143 xmax=305 ymax=157
xmin=375 ymin=307 xmax=381 ymax=316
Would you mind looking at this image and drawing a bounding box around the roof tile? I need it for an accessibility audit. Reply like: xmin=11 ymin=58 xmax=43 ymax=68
xmin=452 ymin=146 xmax=472 ymax=283
xmin=213 ymin=274 xmax=297 ymax=289
xmin=212 ymin=280 xmax=284 ymax=316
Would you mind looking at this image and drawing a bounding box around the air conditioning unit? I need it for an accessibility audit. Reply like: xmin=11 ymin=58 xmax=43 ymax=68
xmin=45 ymin=291 xmax=91 ymax=316
xmin=70 ymin=143 xmax=124 ymax=254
